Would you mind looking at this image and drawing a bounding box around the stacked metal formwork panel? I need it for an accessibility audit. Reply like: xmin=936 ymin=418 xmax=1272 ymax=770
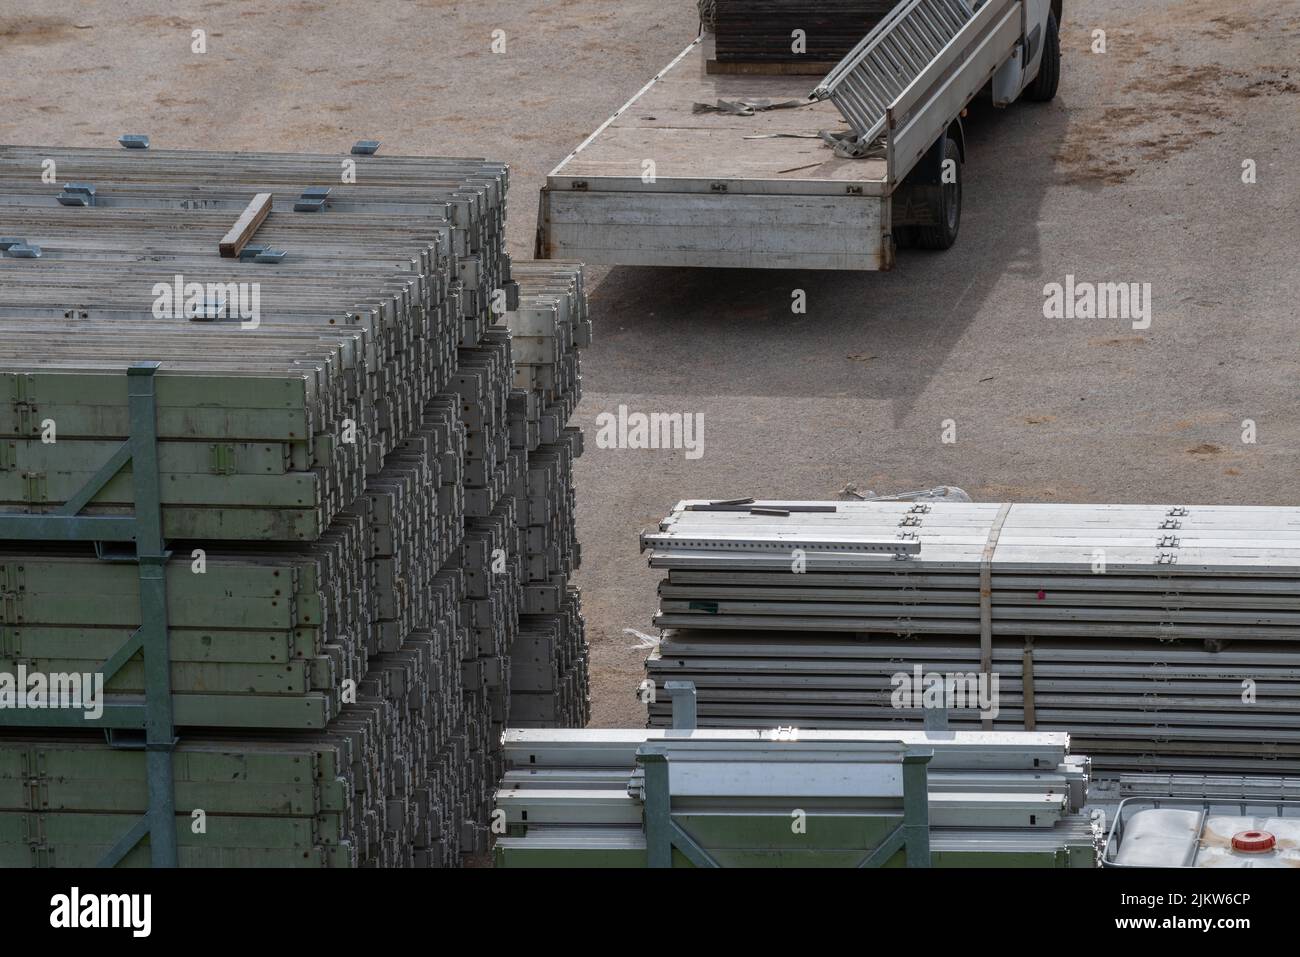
xmin=712 ymin=1 xmax=897 ymax=65
xmin=642 ymin=500 xmax=1300 ymax=776
xmin=504 ymin=263 xmax=591 ymax=729
xmin=0 ymin=146 xmax=589 ymax=866
xmin=493 ymin=728 xmax=1098 ymax=867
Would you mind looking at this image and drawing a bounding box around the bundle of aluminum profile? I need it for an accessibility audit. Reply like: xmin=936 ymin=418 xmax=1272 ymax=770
xmin=647 ymin=633 xmax=1300 ymax=775
xmin=641 ymin=500 xmax=1300 ymax=776
xmin=493 ymin=728 xmax=1098 ymax=867
xmin=644 ymin=501 xmax=1300 ymax=641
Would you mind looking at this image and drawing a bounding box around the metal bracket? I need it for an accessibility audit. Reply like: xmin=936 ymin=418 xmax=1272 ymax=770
xmin=293 ymin=187 xmax=332 ymax=212
xmin=187 ymin=295 xmax=227 ymax=322
xmin=1157 ymin=551 xmax=1179 ymax=564
xmin=237 ymin=243 xmax=287 ymax=264
xmin=56 ymin=183 xmax=96 ymax=207
xmin=1167 ymin=506 xmax=1189 ymax=517
xmin=1157 ymin=535 xmax=1180 ymax=548
xmin=1159 ymin=518 xmax=1182 ymax=529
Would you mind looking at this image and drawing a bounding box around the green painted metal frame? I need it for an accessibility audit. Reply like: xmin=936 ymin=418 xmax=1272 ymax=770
xmin=856 ymin=750 xmax=932 ymax=867
xmin=638 ymin=744 xmax=933 ymax=868
xmin=0 ymin=362 xmax=178 ymax=867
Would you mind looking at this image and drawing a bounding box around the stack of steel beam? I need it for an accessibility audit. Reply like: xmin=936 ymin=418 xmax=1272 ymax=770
xmin=641 ymin=500 xmax=1300 ymax=775
xmin=0 ymin=146 xmax=589 ymax=867
xmin=493 ymin=728 xmax=1098 ymax=867
xmin=713 ymin=0 xmax=895 ymax=65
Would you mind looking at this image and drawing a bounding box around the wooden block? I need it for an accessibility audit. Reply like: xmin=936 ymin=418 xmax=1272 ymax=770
xmin=218 ymin=192 xmax=273 ymax=257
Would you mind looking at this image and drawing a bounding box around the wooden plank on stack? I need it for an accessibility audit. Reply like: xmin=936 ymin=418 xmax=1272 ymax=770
xmin=0 ymin=146 xmax=587 ymax=867
xmin=641 ymin=499 xmax=1300 ymax=776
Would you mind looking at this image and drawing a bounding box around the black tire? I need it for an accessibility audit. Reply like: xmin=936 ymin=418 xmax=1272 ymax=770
xmin=1025 ymin=11 xmax=1060 ymax=102
xmin=912 ymin=138 xmax=961 ymax=251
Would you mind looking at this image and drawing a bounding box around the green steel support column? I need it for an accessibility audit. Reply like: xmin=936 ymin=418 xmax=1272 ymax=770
xmin=641 ymin=752 xmax=673 ymax=868
xmin=901 ymin=749 xmax=932 ymax=868
xmin=664 ymin=680 xmax=696 ymax=730
xmin=128 ymin=362 xmax=178 ymax=869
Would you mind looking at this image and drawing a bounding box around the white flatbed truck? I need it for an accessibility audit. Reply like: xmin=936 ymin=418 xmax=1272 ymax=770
xmin=536 ymin=0 xmax=1061 ymax=271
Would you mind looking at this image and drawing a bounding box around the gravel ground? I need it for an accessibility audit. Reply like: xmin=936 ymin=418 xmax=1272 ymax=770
xmin=5 ymin=0 xmax=1297 ymax=727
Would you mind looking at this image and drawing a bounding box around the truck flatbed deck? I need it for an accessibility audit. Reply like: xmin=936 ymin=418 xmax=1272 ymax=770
xmin=555 ymin=35 xmax=887 ymax=188
xmin=539 ymin=1 xmax=1060 ymax=271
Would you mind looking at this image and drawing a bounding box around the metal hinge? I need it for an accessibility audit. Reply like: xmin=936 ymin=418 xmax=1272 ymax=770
xmin=0 ymin=442 xmax=14 ymax=472
xmin=1 ymin=578 xmax=22 ymax=625
xmin=209 ymin=443 xmax=237 ymax=475
xmin=13 ymin=403 xmax=37 ymax=435
xmin=1159 ymin=518 xmax=1182 ymax=529
xmin=909 ymin=503 xmax=932 ymax=513
xmin=22 ymin=471 xmax=46 ymax=504
xmin=1157 ymin=535 xmax=1181 ymax=548
xmin=569 ymin=181 xmax=588 ymax=191
xmin=710 ymin=182 xmax=729 ymax=192
xmin=899 ymin=515 xmax=923 ymax=526
xmin=846 ymin=185 xmax=864 ymax=195
xmin=1156 ymin=551 xmax=1178 ymax=564
xmin=1167 ymin=506 xmax=1189 ymax=517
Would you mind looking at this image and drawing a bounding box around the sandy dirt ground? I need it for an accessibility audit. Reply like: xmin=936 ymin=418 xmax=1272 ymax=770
xmin=4 ymin=0 xmax=1298 ymax=727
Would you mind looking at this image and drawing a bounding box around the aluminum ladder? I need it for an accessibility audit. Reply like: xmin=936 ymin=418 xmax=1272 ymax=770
xmin=812 ymin=0 xmax=975 ymax=146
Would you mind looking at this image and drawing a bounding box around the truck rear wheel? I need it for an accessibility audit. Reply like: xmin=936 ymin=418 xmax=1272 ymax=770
xmin=1025 ymin=11 xmax=1061 ymax=102
xmin=912 ymin=137 xmax=962 ymax=251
